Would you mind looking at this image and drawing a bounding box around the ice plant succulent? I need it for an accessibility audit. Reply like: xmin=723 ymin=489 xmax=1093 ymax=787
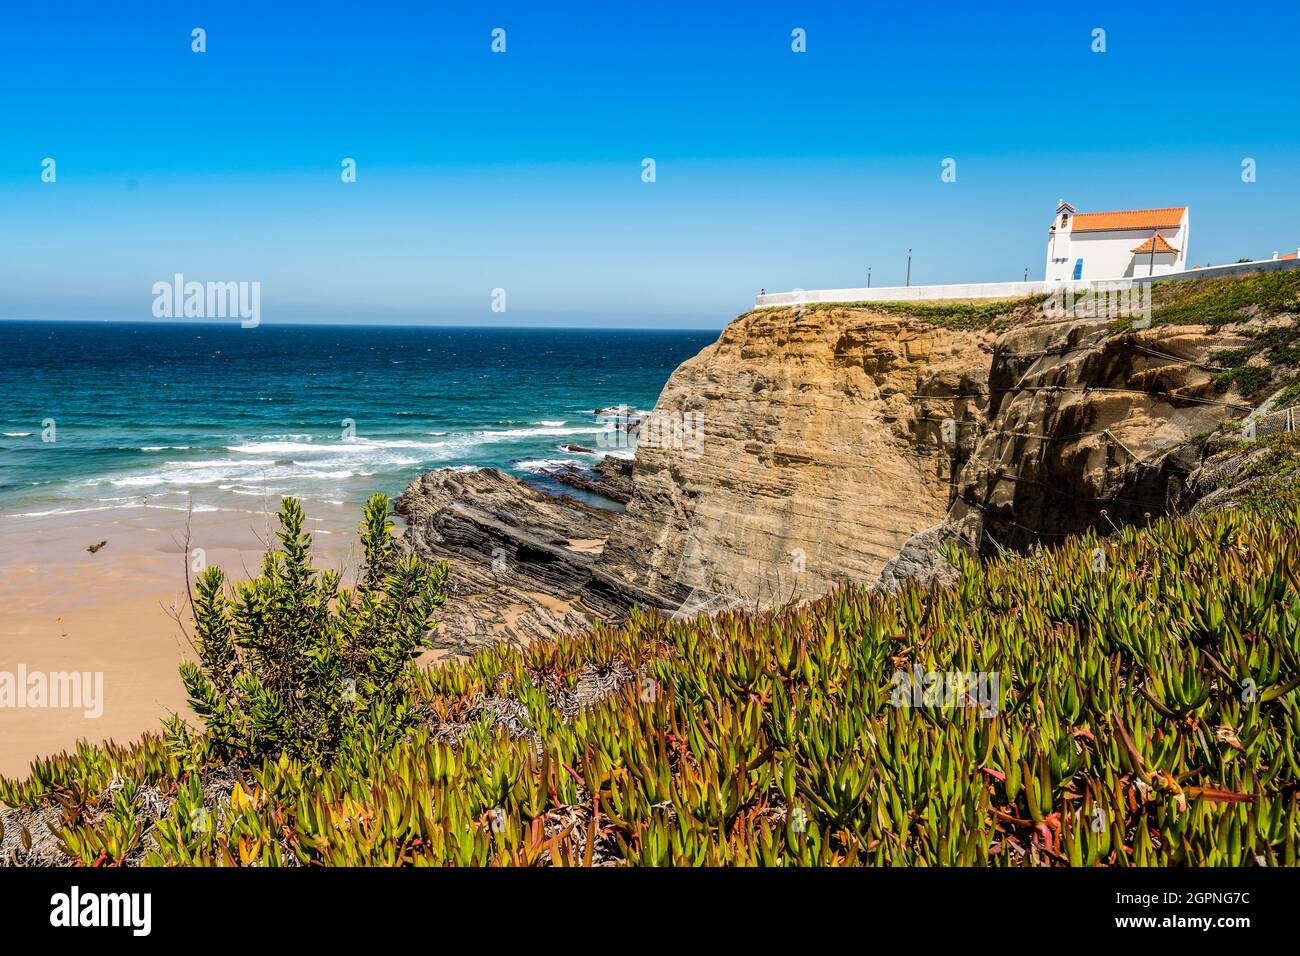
xmin=3 ymin=505 xmax=1299 ymax=866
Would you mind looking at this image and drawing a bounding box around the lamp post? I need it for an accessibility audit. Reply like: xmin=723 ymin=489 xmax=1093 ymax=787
xmin=867 ymin=267 xmax=872 ymax=288
xmin=906 ymin=249 xmax=912 ymax=287
xmin=1149 ymin=230 xmax=1158 ymax=277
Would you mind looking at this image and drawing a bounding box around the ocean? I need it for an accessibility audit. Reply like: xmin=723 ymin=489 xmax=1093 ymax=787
xmin=0 ymin=322 xmax=715 ymax=522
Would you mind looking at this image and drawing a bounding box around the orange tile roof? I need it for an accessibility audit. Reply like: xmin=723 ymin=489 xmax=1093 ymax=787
xmin=1071 ymin=207 xmax=1186 ymax=232
xmin=1279 ymin=251 xmax=1298 ymax=260
xmin=1130 ymin=233 xmax=1180 ymax=255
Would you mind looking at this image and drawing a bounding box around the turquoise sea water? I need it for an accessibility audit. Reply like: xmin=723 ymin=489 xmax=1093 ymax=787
xmin=0 ymin=322 xmax=715 ymax=521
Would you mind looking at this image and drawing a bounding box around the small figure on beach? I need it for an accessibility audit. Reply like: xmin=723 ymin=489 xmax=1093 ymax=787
xmin=86 ymin=540 xmax=107 ymax=554
xmin=760 ymin=288 xmax=765 ymax=296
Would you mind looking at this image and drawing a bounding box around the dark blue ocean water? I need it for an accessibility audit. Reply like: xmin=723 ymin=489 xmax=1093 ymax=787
xmin=0 ymin=322 xmax=715 ymax=520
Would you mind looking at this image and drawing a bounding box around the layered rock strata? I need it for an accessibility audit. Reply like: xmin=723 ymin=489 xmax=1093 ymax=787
xmin=595 ymin=308 xmax=995 ymax=609
xmin=395 ymin=468 xmax=667 ymax=657
xmin=399 ymin=296 xmax=1278 ymax=652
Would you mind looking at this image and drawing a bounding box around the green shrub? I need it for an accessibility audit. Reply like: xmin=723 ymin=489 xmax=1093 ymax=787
xmin=1212 ymin=364 xmax=1274 ymax=398
xmin=1214 ymin=432 xmax=1300 ymax=520
xmin=170 ymin=494 xmax=448 ymax=765
xmin=1272 ymin=376 xmax=1300 ymax=409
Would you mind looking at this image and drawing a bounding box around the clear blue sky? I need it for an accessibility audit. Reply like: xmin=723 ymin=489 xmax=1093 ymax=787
xmin=1 ymin=1 xmax=1296 ymax=328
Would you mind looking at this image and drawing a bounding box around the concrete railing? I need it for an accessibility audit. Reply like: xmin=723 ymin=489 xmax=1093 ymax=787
xmin=755 ymin=280 xmax=1081 ymax=308
xmin=1155 ymin=255 xmax=1300 ymax=283
xmin=754 ymin=255 xmax=1300 ymax=309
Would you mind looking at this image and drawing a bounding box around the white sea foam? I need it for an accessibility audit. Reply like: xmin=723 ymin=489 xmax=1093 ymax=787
xmin=8 ymin=500 xmax=223 ymax=518
xmin=8 ymin=504 xmax=122 ymax=518
xmin=58 ymin=422 xmax=620 ymax=504
xmin=227 ymin=438 xmax=454 ymax=456
xmin=464 ymin=425 xmax=607 ymax=441
xmin=291 ymin=456 xmax=422 ymax=468
xmin=91 ymin=460 xmax=378 ymax=489
xmin=228 ymin=426 xmax=608 ymax=459
xmin=3 ymin=432 xmax=33 ymax=437
xmin=168 ymin=458 xmax=277 ymax=469
xmin=515 ymin=458 xmax=586 ymax=473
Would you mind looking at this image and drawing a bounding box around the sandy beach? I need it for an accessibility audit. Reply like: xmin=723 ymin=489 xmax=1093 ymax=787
xmin=0 ymin=497 xmax=362 ymax=779
xmin=0 ymin=320 xmax=708 ymax=782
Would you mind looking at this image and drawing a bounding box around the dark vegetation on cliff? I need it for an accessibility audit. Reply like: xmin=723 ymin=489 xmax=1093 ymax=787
xmin=3 ymin=497 xmax=1299 ymax=866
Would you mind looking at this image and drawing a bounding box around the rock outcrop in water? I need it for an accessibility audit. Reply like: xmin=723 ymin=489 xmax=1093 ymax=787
xmin=548 ymin=456 xmax=635 ymax=504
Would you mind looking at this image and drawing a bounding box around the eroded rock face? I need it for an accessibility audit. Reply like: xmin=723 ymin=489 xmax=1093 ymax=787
xmin=601 ymin=306 xmax=1260 ymax=604
xmin=944 ymin=318 xmax=1251 ymax=554
xmin=595 ymin=307 xmax=995 ymax=608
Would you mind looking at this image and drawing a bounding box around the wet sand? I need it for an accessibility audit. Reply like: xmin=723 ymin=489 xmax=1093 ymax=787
xmin=0 ymin=498 xmax=361 ymax=779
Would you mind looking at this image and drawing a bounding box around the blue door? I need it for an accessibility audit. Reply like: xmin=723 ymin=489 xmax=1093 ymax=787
xmin=1073 ymin=258 xmax=1084 ymax=280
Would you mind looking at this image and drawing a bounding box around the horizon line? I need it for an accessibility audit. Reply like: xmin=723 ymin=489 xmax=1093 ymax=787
xmin=0 ymin=317 xmax=722 ymax=333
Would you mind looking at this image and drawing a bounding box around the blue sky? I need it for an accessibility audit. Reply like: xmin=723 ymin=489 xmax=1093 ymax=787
xmin=1 ymin=1 xmax=1297 ymax=328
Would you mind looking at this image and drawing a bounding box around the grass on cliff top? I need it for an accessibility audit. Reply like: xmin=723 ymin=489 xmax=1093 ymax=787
xmin=1147 ymin=270 xmax=1300 ymax=330
xmin=754 ymin=296 xmax=1046 ymax=333
xmin=4 ymin=501 xmax=1300 ymax=867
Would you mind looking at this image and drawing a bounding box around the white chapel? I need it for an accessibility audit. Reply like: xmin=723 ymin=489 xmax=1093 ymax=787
xmin=1046 ymin=200 xmax=1189 ymax=281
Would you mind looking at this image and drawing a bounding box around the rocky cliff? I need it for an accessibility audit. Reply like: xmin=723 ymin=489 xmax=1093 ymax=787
xmin=398 ymin=272 xmax=1299 ymax=651
xmin=595 ymin=306 xmax=998 ymax=611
